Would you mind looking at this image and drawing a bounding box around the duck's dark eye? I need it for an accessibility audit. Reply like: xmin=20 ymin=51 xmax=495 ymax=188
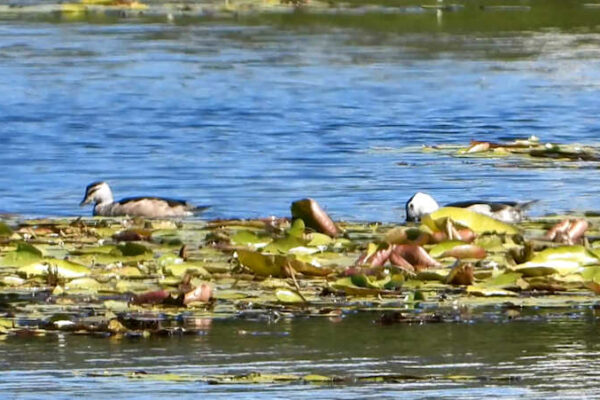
xmin=409 ymin=204 xmax=414 ymax=209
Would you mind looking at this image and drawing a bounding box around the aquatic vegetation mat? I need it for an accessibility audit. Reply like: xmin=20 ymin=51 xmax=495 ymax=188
xmin=79 ymin=370 xmax=522 ymax=385
xmin=2 ymin=204 xmax=600 ymax=339
xmin=422 ymin=136 xmax=600 ymax=169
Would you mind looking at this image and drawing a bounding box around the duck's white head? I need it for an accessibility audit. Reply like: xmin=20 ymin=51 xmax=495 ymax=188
xmin=405 ymin=192 xmax=440 ymax=222
xmin=80 ymin=181 xmax=114 ymax=207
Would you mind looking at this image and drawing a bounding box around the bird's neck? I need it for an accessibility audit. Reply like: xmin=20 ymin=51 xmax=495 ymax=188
xmin=93 ymin=199 xmax=114 ymax=216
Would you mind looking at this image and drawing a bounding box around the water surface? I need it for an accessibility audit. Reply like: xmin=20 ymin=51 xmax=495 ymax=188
xmin=2 ymin=2 xmax=600 ymax=398
xmin=1 ymin=1 xmax=600 ymax=221
xmin=2 ymin=313 xmax=600 ymax=398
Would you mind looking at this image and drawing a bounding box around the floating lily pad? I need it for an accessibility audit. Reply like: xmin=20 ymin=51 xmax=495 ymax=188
xmin=0 ymin=222 xmax=13 ymax=237
xmin=231 ymin=230 xmax=270 ymax=247
xmin=0 ymin=243 xmax=44 ymax=267
xmin=513 ymin=245 xmax=599 ymax=276
xmin=164 ymin=262 xmax=210 ymax=278
xmin=275 ymin=289 xmax=305 ymax=303
xmin=422 ymin=207 xmax=519 ymax=235
xmin=18 ymin=259 xmax=90 ymax=278
xmin=466 ymin=286 xmax=518 ymax=297
xmin=237 ymin=250 xmax=286 ymax=277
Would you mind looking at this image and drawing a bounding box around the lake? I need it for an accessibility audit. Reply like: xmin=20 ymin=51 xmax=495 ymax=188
xmin=1 ymin=0 xmax=600 ymax=397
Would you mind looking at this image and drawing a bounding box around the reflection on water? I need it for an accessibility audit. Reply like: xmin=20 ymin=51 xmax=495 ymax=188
xmin=1 ymin=314 xmax=600 ymax=398
xmin=0 ymin=2 xmax=600 ymax=221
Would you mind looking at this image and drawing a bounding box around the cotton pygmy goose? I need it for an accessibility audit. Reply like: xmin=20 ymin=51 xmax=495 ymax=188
xmin=405 ymin=192 xmax=440 ymax=223
xmin=80 ymin=181 xmax=209 ymax=218
xmin=405 ymin=192 xmax=535 ymax=224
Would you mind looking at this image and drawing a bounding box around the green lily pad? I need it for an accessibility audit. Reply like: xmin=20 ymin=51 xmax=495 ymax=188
xmin=109 ymin=266 xmax=143 ymax=278
xmin=303 ymin=374 xmax=334 ymax=383
xmin=262 ymin=235 xmax=305 ymax=254
xmin=115 ymin=280 xmax=158 ymax=293
xmin=306 ymin=233 xmax=333 ymax=247
xmin=0 ymin=222 xmax=13 ymax=237
xmin=164 ymin=262 xmax=210 ymax=278
xmin=275 ymin=289 xmax=305 ymax=303
xmin=416 ymin=268 xmax=449 ymax=282
xmin=237 ymin=250 xmax=286 ymax=277
xmin=18 ymin=259 xmax=90 ymax=279
xmin=331 ymin=277 xmax=385 ymax=296
xmin=231 ymin=230 xmax=270 ymax=247
xmin=288 ymin=218 xmax=305 ymax=238
xmin=0 ymin=242 xmax=44 ymax=267
xmin=581 ymin=266 xmax=600 ymax=282
xmin=480 ymin=272 xmax=523 ymax=289
xmin=65 ymin=277 xmax=103 ymax=291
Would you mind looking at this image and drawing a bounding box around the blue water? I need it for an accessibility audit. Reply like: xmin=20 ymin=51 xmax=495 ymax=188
xmin=1 ymin=16 xmax=600 ymax=221
xmin=3 ymin=6 xmax=600 ymax=398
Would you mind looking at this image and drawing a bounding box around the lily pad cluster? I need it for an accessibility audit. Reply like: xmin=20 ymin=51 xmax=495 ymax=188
xmin=1 ymin=200 xmax=600 ymax=338
xmin=423 ymin=136 xmax=600 ymax=168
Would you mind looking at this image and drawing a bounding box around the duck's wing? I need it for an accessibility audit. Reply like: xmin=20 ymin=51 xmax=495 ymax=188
xmin=118 ymin=196 xmax=187 ymax=206
xmin=446 ymin=200 xmax=520 ymax=212
xmin=115 ymin=197 xmax=210 ymax=217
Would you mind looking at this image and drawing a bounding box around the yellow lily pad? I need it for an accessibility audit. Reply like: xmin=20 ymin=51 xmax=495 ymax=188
xmin=18 ymin=259 xmax=90 ymax=279
xmin=513 ymin=246 xmax=599 ymax=276
xmin=422 ymin=207 xmax=519 ymax=235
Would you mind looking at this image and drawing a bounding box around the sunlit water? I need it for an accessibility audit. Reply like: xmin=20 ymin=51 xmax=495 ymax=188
xmin=2 ymin=2 xmax=600 ymax=397
xmin=1 ymin=4 xmax=600 ymax=222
